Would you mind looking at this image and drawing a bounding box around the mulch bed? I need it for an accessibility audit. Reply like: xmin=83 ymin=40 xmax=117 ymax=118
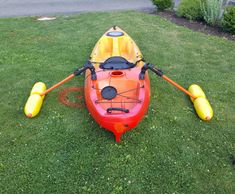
xmin=154 ymin=10 xmax=235 ymax=41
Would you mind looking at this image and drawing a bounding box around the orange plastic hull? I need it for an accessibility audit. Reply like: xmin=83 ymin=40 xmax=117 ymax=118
xmin=85 ymin=27 xmax=151 ymax=142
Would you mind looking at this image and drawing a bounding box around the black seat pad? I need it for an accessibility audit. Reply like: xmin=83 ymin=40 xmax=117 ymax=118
xmin=100 ymin=56 xmax=135 ymax=70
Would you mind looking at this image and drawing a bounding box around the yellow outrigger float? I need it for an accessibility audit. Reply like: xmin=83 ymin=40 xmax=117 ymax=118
xmin=24 ymin=26 xmax=213 ymax=123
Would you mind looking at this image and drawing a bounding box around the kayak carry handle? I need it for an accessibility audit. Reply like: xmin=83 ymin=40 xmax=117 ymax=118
xmin=107 ymin=107 xmax=130 ymax=114
xmin=139 ymin=63 xmax=213 ymax=121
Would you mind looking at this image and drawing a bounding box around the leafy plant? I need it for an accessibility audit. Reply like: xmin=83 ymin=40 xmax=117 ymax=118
xmin=201 ymin=0 xmax=228 ymax=26
xmin=222 ymin=6 xmax=235 ymax=34
xmin=177 ymin=0 xmax=204 ymax=21
xmin=152 ymin=0 xmax=173 ymax=11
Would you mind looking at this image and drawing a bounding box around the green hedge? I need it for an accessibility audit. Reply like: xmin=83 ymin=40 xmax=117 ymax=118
xmin=222 ymin=6 xmax=235 ymax=35
xmin=177 ymin=0 xmax=203 ymax=21
xmin=152 ymin=0 xmax=173 ymax=11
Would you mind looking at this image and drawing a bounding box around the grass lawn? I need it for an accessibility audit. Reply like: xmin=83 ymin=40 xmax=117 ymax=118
xmin=0 ymin=11 xmax=234 ymax=193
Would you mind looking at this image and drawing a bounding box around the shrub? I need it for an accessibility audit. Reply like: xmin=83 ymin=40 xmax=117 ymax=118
xmin=222 ymin=6 xmax=235 ymax=34
xmin=177 ymin=0 xmax=203 ymax=21
xmin=152 ymin=0 xmax=173 ymax=11
xmin=201 ymin=0 xmax=226 ymax=26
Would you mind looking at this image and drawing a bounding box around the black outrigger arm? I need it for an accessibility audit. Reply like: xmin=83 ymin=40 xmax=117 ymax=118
xmin=40 ymin=61 xmax=97 ymax=97
xmin=74 ymin=61 xmax=97 ymax=80
xmin=139 ymin=63 xmax=163 ymax=80
xmin=139 ymin=63 xmax=197 ymax=100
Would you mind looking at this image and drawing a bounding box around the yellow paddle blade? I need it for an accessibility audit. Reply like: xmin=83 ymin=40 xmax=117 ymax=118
xmin=188 ymin=84 xmax=206 ymax=102
xmin=24 ymin=82 xmax=46 ymax=118
xmin=30 ymin=82 xmax=46 ymax=99
xmin=193 ymin=97 xmax=213 ymax=121
xmin=188 ymin=84 xmax=213 ymax=121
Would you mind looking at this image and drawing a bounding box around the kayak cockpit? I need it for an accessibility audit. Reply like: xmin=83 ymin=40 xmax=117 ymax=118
xmin=90 ymin=27 xmax=143 ymax=64
xmin=94 ymin=72 xmax=142 ymax=113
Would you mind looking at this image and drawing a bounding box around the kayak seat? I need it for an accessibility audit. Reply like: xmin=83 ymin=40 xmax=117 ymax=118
xmin=100 ymin=56 xmax=135 ymax=70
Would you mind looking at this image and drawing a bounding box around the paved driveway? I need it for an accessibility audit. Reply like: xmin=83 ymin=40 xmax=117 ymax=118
xmin=0 ymin=0 xmax=155 ymax=18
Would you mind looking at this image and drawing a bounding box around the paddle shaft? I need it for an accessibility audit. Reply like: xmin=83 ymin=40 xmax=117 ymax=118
xmin=39 ymin=62 xmax=97 ymax=96
xmin=40 ymin=64 xmax=196 ymax=99
xmin=40 ymin=74 xmax=75 ymax=96
xmin=162 ymin=75 xmax=196 ymax=99
xmin=140 ymin=64 xmax=196 ymax=99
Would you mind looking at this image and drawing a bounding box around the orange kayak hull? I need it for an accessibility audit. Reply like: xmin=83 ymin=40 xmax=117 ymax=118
xmin=85 ymin=27 xmax=151 ymax=142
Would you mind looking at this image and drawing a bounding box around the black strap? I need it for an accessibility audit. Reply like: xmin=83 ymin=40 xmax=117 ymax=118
xmin=107 ymin=107 xmax=129 ymax=113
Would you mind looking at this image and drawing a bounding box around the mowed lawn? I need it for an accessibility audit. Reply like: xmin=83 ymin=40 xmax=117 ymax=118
xmin=0 ymin=11 xmax=234 ymax=193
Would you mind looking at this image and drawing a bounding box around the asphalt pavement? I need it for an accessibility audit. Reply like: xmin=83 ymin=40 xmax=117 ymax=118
xmin=0 ymin=0 xmax=155 ymax=18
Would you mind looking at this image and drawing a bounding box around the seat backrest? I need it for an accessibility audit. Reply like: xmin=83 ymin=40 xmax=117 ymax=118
xmin=99 ymin=56 xmax=135 ymax=70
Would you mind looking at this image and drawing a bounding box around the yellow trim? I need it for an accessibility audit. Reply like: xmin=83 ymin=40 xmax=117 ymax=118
xmin=90 ymin=26 xmax=143 ymax=66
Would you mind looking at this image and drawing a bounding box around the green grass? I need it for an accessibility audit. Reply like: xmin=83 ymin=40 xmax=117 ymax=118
xmin=0 ymin=11 xmax=234 ymax=193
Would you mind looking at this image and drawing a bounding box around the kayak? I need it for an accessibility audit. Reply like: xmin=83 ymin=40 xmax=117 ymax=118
xmin=24 ymin=26 xmax=214 ymax=140
xmin=85 ymin=26 xmax=151 ymax=142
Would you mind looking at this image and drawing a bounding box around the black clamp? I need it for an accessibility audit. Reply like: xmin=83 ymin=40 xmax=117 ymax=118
xmin=139 ymin=63 xmax=163 ymax=80
xmin=74 ymin=61 xmax=97 ymax=80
